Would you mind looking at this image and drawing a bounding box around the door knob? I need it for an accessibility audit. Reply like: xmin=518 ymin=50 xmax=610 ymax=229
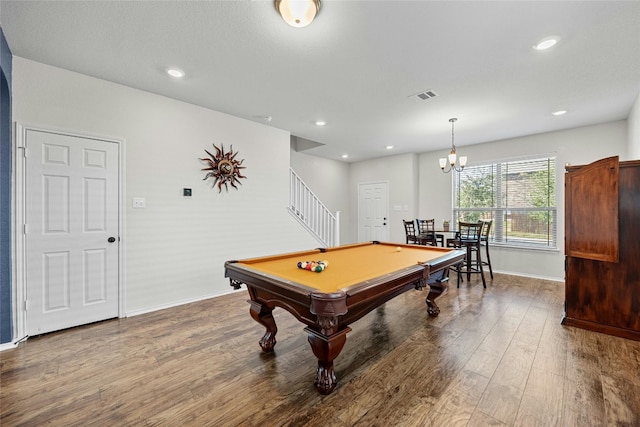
xmin=108 ymin=237 xmax=116 ymax=243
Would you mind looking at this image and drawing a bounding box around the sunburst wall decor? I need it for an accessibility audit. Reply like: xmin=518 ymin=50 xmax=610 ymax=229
xmin=200 ymin=143 xmax=247 ymax=193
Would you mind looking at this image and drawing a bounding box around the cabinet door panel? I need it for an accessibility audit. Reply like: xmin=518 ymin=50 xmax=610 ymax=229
xmin=565 ymin=156 xmax=619 ymax=262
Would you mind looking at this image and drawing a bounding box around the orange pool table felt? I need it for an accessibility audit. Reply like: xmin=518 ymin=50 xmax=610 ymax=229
xmin=235 ymin=242 xmax=454 ymax=293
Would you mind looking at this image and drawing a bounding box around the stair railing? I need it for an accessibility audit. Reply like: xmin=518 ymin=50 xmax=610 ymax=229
xmin=289 ymin=168 xmax=340 ymax=247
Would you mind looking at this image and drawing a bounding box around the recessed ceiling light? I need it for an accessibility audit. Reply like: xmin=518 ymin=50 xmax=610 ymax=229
xmin=552 ymin=110 xmax=567 ymax=116
xmin=533 ymin=36 xmax=560 ymax=51
xmin=386 ymin=145 xmax=394 ymax=150
xmin=315 ymin=121 xmax=326 ymax=126
xmin=167 ymin=68 xmax=185 ymax=78
xmin=341 ymin=154 xmax=348 ymax=158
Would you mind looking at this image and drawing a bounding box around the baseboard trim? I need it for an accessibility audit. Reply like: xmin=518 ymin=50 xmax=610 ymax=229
xmin=124 ymin=288 xmax=241 ymax=318
xmin=0 ymin=341 xmax=19 ymax=352
xmin=492 ymin=269 xmax=563 ymax=282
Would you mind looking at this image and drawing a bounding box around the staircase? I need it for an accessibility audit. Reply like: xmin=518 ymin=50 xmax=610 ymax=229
xmin=289 ymin=168 xmax=340 ymax=247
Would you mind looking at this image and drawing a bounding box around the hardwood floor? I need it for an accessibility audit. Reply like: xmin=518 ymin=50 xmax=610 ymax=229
xmin=1 ymin=272 xmax=639 ymax=426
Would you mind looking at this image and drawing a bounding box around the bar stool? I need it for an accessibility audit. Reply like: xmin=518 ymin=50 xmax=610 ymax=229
xmin=446 ymin=221 xmax=486 ymax=288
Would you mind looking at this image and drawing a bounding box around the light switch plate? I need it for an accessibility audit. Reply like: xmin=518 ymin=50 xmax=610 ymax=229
xmin=132 ymin=197 xmax=146 ymax=208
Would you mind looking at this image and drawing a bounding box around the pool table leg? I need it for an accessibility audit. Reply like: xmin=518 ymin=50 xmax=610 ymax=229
xmin=305 ymin=327 xmax=351 ymax=395
xmin=426 ymin=277 xmax=449 ymax=317
xmin=249 ymin=300 xmax=278 ymax=352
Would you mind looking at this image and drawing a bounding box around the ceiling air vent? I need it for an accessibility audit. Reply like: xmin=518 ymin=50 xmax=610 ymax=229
xmin=409 ymin=89 xmax=438 ymax=102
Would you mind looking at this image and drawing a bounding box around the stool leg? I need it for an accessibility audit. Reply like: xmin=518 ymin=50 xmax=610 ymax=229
xmin=466 ymin=246 xmax=472 ymax=282
xmin=484 ymin=242 xmax=493 ymax=279
xmin=476 ymin=245 xmax=486 ymax=288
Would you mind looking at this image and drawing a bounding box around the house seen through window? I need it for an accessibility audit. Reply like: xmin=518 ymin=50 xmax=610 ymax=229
xmin=453 ymin=155 xmax=557 ymax=249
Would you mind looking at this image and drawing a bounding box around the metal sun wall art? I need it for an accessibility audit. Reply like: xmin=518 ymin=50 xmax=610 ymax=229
xmin=200 ymin=143 xmax=247 ymax=193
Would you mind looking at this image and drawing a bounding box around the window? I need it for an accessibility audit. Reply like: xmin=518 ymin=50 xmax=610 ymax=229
xmin=453 ymin=155 xmax=557 ymax=249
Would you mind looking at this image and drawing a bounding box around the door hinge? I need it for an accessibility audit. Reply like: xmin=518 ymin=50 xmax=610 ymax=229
xmin=24 ymin=300 xmax=28 ymax=311
xmin=23 ymin=224 xmax=28 ymax=234
xmin=17 ymin=146 xmax=27 ymax=158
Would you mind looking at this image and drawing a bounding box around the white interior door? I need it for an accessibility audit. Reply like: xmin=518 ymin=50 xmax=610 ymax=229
xmin=25 ymin=129 xmax=119 ymax=335
xmin=358 ymin=182 xmax=388 ymax=242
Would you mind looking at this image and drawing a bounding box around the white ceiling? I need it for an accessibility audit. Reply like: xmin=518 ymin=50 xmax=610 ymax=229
xmin=1 ymin=0 xmax=639 ymax=162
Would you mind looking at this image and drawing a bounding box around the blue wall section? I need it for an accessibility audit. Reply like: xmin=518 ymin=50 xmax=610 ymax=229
xmin=0 ymin=27 xmax=13 ymax=344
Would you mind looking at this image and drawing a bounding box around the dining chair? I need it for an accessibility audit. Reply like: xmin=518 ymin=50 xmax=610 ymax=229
xmin=403 ymin=220 xmax=420 ymax=245
xmin=416 ymin=218 xmax=444 ymax=246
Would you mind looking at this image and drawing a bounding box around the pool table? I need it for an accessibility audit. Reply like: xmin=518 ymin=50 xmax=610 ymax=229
xmin=225 ymin=241 xmax=465 ymax=394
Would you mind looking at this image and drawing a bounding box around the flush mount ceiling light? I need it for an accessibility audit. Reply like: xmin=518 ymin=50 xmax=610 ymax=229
xmin=166 ymin=68 xmax=185 ymax=78
xmin=533 ymin=36 xmax=560 ymax=51
xmin=439 ymin=118 xmax=467 ymax=173
xmin=315 ymin=120 xmax=326 ymax=126
xmin=275 ymin=0 xmax=321 ymax=28
xmin=552 ymin=110 xmax=567 ymax=116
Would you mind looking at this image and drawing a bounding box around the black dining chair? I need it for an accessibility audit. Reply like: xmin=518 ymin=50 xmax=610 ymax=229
xmin=446 ymin=221 xmax=486 ymax=288
xmin=416 ymin=218 xmax=444 ymax=246
xmin=403 ymin=220 xmax=420 ymax=245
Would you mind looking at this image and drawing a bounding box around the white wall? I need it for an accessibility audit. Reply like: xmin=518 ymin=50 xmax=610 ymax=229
xmin=418 ymin=120 xmax=627 ymax=280
xmin=12 ymin=57 xmax=319 ymax=315
xmin=347 ymin=153 xmax=418 ymax=244
xmin=628 ymin=92 xmax=640 ymax=160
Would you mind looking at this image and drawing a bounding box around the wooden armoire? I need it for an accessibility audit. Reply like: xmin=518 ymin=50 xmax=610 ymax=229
xmin=563 ymin=156 xmax=640 ymax=341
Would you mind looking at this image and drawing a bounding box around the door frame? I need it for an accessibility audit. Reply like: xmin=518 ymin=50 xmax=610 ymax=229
xmin=13 ymin=123 xmax=126 ymax=342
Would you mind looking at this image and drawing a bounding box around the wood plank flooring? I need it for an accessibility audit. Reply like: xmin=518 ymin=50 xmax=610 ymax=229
xmin=1 ymin=272 xmax=639 ymax=426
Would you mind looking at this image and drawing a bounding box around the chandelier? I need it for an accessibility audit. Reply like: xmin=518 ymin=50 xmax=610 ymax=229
xmin=439 ymin=118 xmax=467 ymax=173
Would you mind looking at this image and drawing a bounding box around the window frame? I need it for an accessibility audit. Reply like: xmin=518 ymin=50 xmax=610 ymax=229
xmin=452 ymin=154 xmax=558 ymax=251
